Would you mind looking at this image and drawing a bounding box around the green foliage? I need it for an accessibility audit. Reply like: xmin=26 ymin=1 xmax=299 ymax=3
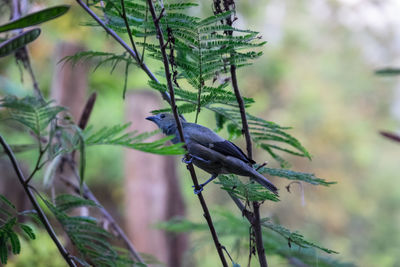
xmin=216 ymin=175 xmax=279 ymax=202
xmin=261 ymin=218 xmax=337 ymax=254
xmin=0 ymin=195 xmax=36 ymax=265
xmin=43 ymin=194 xmax=135 ymax=267
xmin=375 ymin=68 xmax=400 ymax=76
xmin=0 ymin=5 xmax=70 ymax=33
xmin=0 ymin=29 xmax=41 ymax=57
xmin=0 ymin=96 xmax=65 ymax=138
xmin=257 ymin=166 xmax=336 ymax=186
xmin=60 ymin=51 xmax=138 ymax=73
xmin=157 ymin=210 xmax=349 ymax=267
xmin=83 ymin=123 xmax=185 ymax=155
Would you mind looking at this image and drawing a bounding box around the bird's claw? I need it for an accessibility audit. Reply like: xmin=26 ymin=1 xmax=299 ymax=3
xmin=182 ymin=156 xmax=193 ymax=164
xmin=192 ymin=184 xmax=204 ymax=195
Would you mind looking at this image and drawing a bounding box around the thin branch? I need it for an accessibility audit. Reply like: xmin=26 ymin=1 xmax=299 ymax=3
xmin=25 ymin=145 xmax=46 ymax=184
xmin=75 ymin=0 xmax=172 ymax=105
xmin=213 ymin=0 xmax=269 ymax=266
xmin=146 ymin=1 xmax=228 ymax=266
xmin=119 ymin=0 xmax=140 ymax=61
xmin=0 ymin=135 xmax=77 ymax=267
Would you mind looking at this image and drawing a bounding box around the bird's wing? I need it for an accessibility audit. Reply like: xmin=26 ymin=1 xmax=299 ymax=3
xmin=212 ymin=140 xmax=256 ymax=165
xmin=183 ymin=123 xmax=255 ymax=164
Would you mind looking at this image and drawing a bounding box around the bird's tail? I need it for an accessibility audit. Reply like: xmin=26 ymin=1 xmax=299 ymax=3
xmin=250 ymin=170 xmax=278 ymax=195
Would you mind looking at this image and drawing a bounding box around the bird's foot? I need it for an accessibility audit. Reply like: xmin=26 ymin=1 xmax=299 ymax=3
xmin=192 ymin=184 xmax=204 ymax=195
xmin=182 ymin=156 xmax=193 ymax=164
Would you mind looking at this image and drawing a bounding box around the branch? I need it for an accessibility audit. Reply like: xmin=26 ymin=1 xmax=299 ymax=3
xmin=146 ymin=1 xmax=228 ymax=266
xmin=75 ymin=0 xmax=172 ymax=105
xmin=214 ymin=0 xmax=269 ymax=266
xmin=0 ymin=135 xmax=77 ymax=267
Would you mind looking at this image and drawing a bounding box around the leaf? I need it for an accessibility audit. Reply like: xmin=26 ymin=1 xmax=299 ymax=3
xmin=0 ymin=5 xmax=70 ymax=33
xmin=261 ymin=218 xmax=338 ymax=254
xmin=375 ymin=68 xmax=400 ymax=76
xmin=0 ymin=96 xmax=65 ymax=137
xmin=55 ymin=194 xmax=99 ymax=212
xmin=7 ymin=230 xmax=21 ymax=254
xmin=0 ymin=194 xmax=16 ymax=210
xmin=83 ymin=124 xmax=185 ymax=155
xmin=257 ymin=167 xmax=336 ymax=186
xmin=0 ymin=235 xmax=7 ymax=264
xmin=0 ymin=28 xmax=41 ymax=57
xmin=19 ymin=224 xmax=36 ymax=240
xmin=216 ymin=175 xmax=279 ymax=202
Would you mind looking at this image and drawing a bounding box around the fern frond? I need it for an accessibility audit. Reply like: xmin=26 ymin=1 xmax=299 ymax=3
xmin=83 ymin=123 xmax=185 ymax=155
xmin=0 ymin=195 xmax=36 ymax=265
xmin=216 ymin=175 xmax=279 ymax=202
xmin=0 ymin=96 xmax=65 ymax=138
xmin=44 ymin=195 xmax=133 ymax=267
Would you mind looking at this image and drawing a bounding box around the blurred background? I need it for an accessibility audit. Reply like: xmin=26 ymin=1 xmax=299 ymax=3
xmin=1 ymin=0 xmax=399 ymax=266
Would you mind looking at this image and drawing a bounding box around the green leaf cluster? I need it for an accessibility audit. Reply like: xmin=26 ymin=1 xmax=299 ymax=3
xmin=44 ymin=194 xmax=135 ymax=267
xmin=0 ymin=195 xmax=36 ymax=264
xmin=216 ymin=175 xmax=279 ymax=202
xmin=157 ymin=210 xmax=352 ymax=267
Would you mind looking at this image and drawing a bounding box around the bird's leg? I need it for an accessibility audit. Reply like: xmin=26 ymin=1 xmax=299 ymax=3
xmin=181 ymin=155 xmax=193 ymax=164
xmin=182 ymin=154 xmax=211 ymax=164
xmin=193 ymin=174 xmax=218 ymax=194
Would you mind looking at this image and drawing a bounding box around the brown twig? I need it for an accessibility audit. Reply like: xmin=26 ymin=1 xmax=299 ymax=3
xmin=0 ymin=135 xmax=77 ymax=267
xmin=146 ymin=1 xmax=228 ymax=266
xmin=213 ymin=0 xmax=269 ymax=266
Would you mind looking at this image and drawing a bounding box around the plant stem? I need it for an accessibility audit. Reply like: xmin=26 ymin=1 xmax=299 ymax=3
xmin=119 ymin=0 xmax=140 ymax=60
xmin=213 ymin=0 xmax=269 ymax=265
xmin=0 ymin=135 xmax=76 ymax=267
xmin=146 ymin=1 xmax=228 ymax=266
xmin=231 ymin=63 xmax=268 ymax=267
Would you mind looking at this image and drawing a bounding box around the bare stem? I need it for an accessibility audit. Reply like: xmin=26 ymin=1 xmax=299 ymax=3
xmin=119 ymin=0 xmax=140 ymax=60
xmin=146 ymin=1 xmax=228 ymax=266
xmin=213 ymin=0 xmax=269 ymax=265
xmin=0 ymin=135 xmax=76 ymax=267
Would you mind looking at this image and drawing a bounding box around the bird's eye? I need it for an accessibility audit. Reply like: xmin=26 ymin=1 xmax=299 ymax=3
xmin=160 ymin=114 xmax=166 ymax=119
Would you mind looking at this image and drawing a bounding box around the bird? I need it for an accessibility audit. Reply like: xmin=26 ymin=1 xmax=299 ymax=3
xmin=146 ymin=113 xmax=278 ymax=195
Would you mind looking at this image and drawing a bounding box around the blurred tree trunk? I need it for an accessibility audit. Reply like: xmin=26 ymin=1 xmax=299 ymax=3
xmin=51 ymin=42 xmax=88 ymax=122
xmin=124 ymin=91 xmax=188 ymax=267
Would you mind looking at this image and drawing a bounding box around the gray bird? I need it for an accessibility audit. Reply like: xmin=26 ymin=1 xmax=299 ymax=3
xmin=146 ymin=113 xmax=278 ymax=195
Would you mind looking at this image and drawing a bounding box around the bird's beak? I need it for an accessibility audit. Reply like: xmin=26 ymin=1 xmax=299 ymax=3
xmin=146 ymin=115 xmax=157 ymax=122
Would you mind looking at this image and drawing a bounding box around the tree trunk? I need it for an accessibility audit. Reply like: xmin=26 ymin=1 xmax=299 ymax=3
xmin=124 ymin=91 xmax=188 ymax=267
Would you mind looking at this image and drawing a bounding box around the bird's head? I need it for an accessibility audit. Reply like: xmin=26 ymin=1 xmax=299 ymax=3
xmin=146 ymin=113 xmax=179 ymax=134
